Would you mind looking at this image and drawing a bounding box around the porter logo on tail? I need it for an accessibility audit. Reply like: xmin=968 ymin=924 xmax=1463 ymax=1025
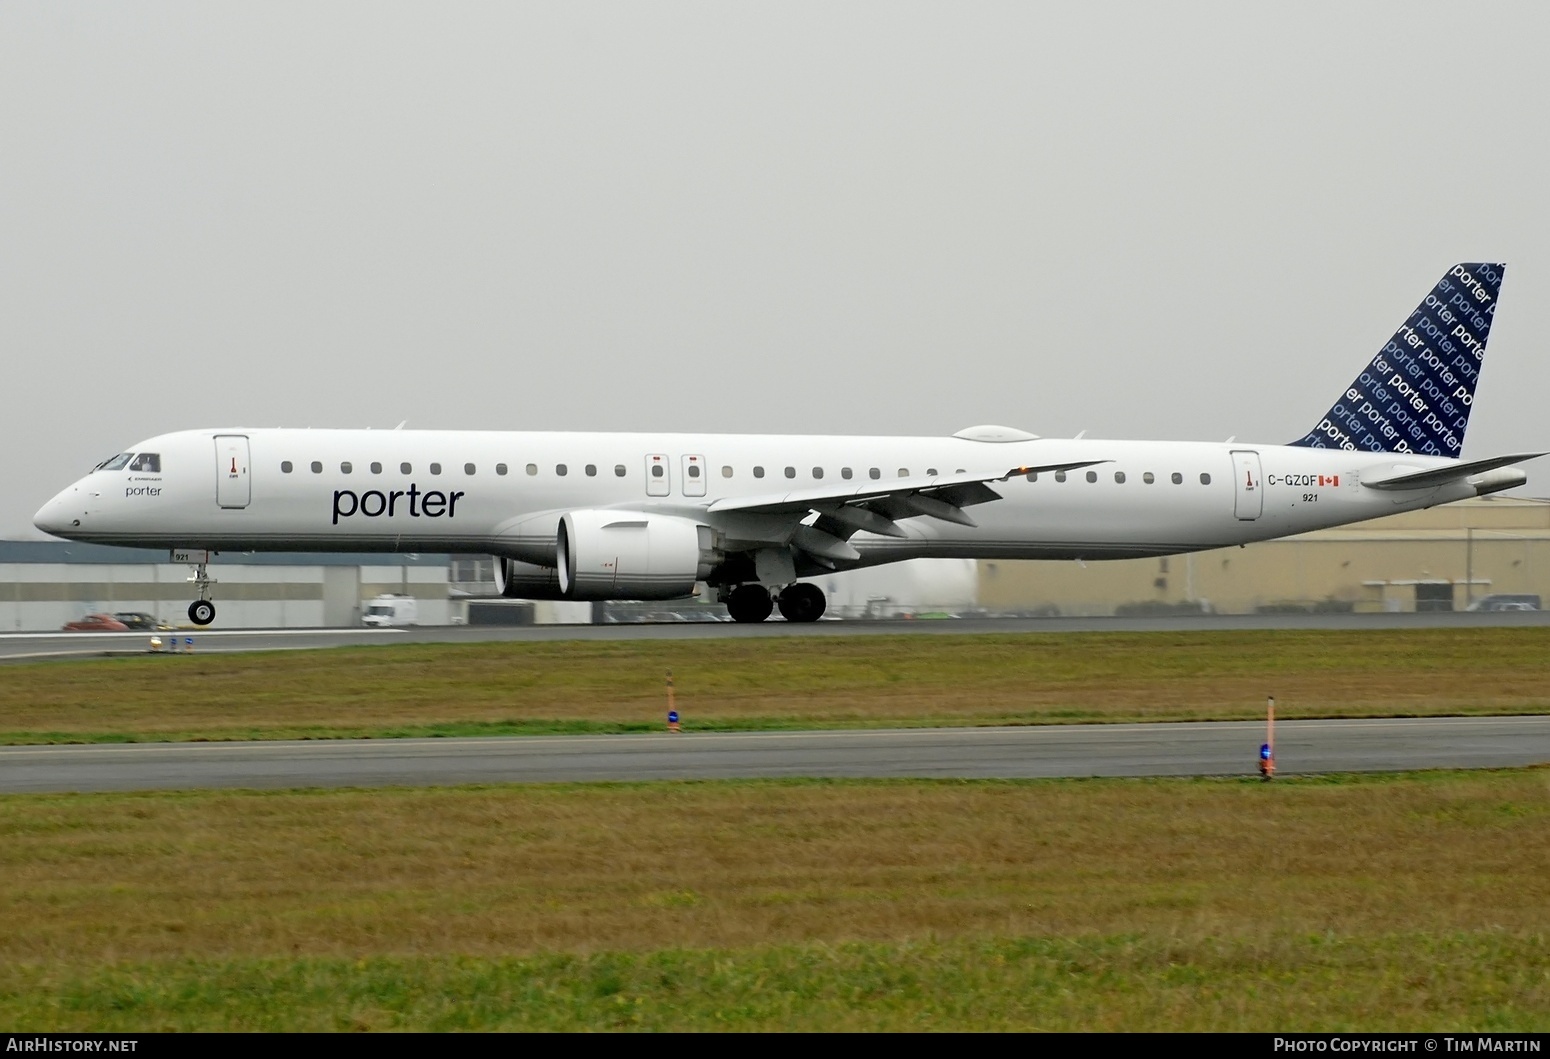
xmin=1292 ymin=263 xmax=1502 ymax=457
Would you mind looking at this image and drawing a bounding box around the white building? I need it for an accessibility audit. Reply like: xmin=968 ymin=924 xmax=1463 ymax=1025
xmin=1 ymin=543 xmax=985 ymax=631
xmin=0 ymin=542 xmax=450 ymax=631
xmin=809 ymin=559 xmax=978 ymax=619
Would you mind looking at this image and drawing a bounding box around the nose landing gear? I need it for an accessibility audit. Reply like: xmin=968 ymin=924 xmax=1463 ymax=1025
xmin=185 ymin=558 xmax=218 ymax=626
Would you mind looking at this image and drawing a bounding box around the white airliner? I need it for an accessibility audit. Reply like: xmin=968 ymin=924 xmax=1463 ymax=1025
xmin=33 ymin=263 xmax=1544 ymax=626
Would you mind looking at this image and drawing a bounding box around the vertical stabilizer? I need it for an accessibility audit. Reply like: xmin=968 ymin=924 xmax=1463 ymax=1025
xmin=1292 ymin=263 xmax=1503 ymax=456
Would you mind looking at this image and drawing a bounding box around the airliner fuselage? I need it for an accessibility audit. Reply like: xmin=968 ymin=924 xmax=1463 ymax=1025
xmin=32 ymin=428 xmax=1491 ymax=562
xmin=31 ymin=263 xmax=1542 ymax=624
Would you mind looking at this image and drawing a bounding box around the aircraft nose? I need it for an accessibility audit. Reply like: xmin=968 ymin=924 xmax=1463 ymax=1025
xmin=33 ymin=488 xmax=83 ymax=537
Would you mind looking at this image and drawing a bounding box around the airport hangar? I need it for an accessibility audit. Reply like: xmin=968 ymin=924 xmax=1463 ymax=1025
xmin=977 ymin=495 xmax=1550 ymax=617
xmin=1 ymin=496 xmax=1546 ymax=631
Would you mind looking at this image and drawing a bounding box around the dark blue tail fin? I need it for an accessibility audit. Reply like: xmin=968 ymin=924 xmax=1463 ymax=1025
xmin=1292 ymin=263 xmax=1504 ymax=457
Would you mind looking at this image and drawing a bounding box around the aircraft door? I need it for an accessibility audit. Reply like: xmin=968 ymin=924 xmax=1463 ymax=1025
xmin=1230 ymin=449 xmax=1263 ymax=521
xmin=215 ymin=435 xmax=251 ymax=509
xmin=645 ymin=454 xmax=670 ymax=497
xmin=681 ymin=454 xmax=706 ymax=497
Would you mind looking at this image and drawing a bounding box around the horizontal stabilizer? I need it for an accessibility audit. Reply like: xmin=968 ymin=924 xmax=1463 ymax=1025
xmin=1361 ymin=453 xmax=1546 ymax=491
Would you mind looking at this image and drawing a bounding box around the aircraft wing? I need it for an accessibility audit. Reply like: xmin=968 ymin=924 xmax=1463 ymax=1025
xmin=1360 ymin=452 xmax=1546 ymax=491
xmin=707 ymin=459 xmax=1111 ymax=556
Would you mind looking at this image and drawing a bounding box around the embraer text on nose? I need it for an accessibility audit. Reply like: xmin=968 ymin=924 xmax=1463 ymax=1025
xmin=332 ymin=485 xmax=465 ymax=524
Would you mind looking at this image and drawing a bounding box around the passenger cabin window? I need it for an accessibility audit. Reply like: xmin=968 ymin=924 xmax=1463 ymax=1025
xmin=1114 ymin=471 xmax=1126 ymax=484
xmin=496 ymin=463 xmax=508 ymax=476
xmin=812 ymin=467 xmax=823 ymax=479
xmin=311 ymin=461 xmax=323 ymax=474
xmin=1171 ymin=472 xmax=1183 ymax=484
xmin=586 ymin=464 xmax=598 ymax=477
xmin=614 ymin=464 xmax=626 ymax=477
xmin=1054 ymin=470 xmax=1067 ymax=482
xmin=464 ymin=463 xmax=476 ymax=475
xmin=95 ymin=453 xmax=134 ymax=472
xmin=722 ymin=466 xmax=733 ymax=478
xmin=127 ymin=453 xmax=160 ymax=473
xmin=401 ymin=462 xmax=412 ymax=474
xmin=1026 ymin=471 xmax=1037 ymax=482
xmin=281 ymin=461 xmax=293 ymax=474
xmin=557 ymin=464 xmax=568 ymax=476
xmin=429 ymin=463 xmax=442 ymax=475
xmin=869 ymin=468 xmax=881 ymax=480
xmin=927 ymin=467 xmax=938 ymax=476
xmin=841 ymin=467 xmax=852 ymax=480
xmin=370 ymin=462 xmax=382 ymax=474
xmin=1143 ymin=472 xmax=1155 ymax=484
xmin=341 ymin=462 xmax=353 ymax=474
xmin=1085 ymin=470 xmax=1097 ymax=483
xmin=1200 ymin=472 xmax=1212 ymax=485
xmin=898 ymin=468 xmax=909 ymax=478
xmin=753 ymin=466 xmax=765 ymax=479
xmin=785 ymin=466 xmax=796 ymax=479
xmin=526 ymin=464 xmax=538 ymax=476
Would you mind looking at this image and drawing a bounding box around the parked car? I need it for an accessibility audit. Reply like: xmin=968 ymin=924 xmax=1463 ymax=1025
xmin=1466 ymin=594 xmax=1541 ymax=612
xmin=62 ymin=613 xmax=130 ymax=632
xmin=112 ymin=612 xmax=174 ymax=631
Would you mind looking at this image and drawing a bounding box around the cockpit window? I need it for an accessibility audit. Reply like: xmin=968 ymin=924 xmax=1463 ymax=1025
xmin=128 ymin=453 xmax=161 ymax=473
xmin=94 ymin=453 xmax=134 ymax=472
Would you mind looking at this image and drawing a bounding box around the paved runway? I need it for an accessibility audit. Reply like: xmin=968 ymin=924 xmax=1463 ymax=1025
xmin=3 ymin=610 xmax=1548 ymax=661
xmin=3 ymin=716 xmax=1545 ymax=794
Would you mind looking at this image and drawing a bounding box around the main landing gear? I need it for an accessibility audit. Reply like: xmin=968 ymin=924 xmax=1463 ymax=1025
xmin=186 ymin=559 xmax=218 ymax=626
xmin=723 ymin=583 xmax=827 ymax=624
xmin=726 ymin=584 xmax=774 ymax=623
xmin=777 ymin=583 xmax=826 ymax=623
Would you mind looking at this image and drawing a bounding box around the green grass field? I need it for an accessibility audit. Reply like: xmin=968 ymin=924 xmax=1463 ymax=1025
xmin=4 ymin=627 xmax=1549 ymax=744
xmin=2 ymin=771 xmax=1547 ymax=1030
xmin=5 ymin=628 xmax=1547 ymax=1029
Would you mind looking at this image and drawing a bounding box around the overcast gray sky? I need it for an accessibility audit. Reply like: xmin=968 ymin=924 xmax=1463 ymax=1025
xmin=4 ymin=2 xmax=1548 ymax=537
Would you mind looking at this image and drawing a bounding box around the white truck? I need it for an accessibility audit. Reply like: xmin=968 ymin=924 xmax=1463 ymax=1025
xmin=362 ymin=594 xmax=419 ymax=627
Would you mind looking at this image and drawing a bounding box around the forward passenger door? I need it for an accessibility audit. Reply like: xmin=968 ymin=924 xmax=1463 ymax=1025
xmin=215 ymin=435 xmax=251 ymax=509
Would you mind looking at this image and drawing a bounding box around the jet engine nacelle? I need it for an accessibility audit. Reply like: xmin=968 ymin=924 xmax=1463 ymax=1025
xmin=557 ymin=509 xmax=715 ymax=600
xmin=493 ymin=556 xmax=567 ymax=600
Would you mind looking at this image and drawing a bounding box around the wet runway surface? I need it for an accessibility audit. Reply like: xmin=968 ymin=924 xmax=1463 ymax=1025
xmin=4 ymin=715 xmax=1546 ymax=794
xmin=4 ymin=610 xmax=1548 ymax=662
